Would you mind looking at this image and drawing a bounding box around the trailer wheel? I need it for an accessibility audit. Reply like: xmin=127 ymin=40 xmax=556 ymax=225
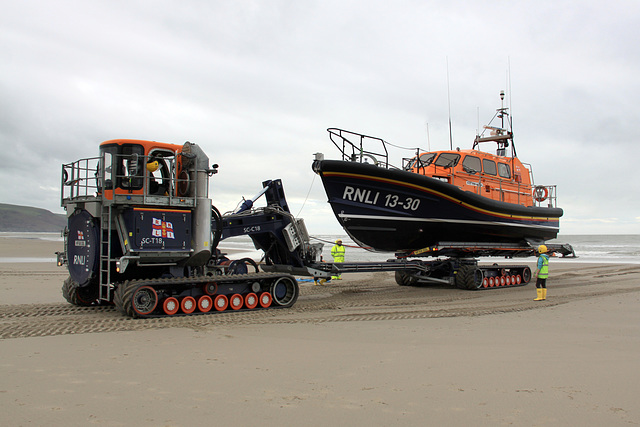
xmin=395 ymin=271 xmax=418 ymax=286
xmin=270 ymin=276 xmax=298 ymax=308
xmin=456 ymin=265 xmax=484 ymax=290
xmin=62 ymin=276 xmax=98 ymax=306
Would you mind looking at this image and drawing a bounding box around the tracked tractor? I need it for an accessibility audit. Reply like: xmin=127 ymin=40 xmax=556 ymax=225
xmin=59 ymin=139 xmax=319 ymax=317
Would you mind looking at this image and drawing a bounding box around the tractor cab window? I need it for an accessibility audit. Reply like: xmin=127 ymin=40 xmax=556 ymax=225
xmin=100 ymin=143 xmax=145 ymax=190
xmin=146 ymin=150 xmax=175 ymax=195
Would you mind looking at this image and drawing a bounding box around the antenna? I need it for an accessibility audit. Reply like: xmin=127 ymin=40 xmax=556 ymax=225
xmin=446 ymin=57 xmax=453 ymax=150
xmin=508 ymin=57 xmax=513 ymax=140
xmin=500 ymin=89 xmax=505 ymax=130
xmin=426 ymin=122 xmax=431 ymax=151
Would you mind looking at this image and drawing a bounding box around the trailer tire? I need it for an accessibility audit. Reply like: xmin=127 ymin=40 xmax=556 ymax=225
xmin=456 ymin=265 xmax=484 ymax=290
xmin=62 ymin=276 xmax=98 ymax=306
xmin=395 ymin=271 xmax=418 ymax=286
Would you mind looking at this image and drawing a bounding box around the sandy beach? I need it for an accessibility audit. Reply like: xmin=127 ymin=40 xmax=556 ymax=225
xmin=1 ymin=236 xmax=639 ymax=426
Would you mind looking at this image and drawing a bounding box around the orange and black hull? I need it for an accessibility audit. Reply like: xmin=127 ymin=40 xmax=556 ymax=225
xmin=313 ymin=160 xmax=563 ymax=252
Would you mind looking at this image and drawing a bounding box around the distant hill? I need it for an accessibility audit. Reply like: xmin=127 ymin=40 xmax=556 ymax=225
xmin=0 ymin=204 xmax=67 ymax=232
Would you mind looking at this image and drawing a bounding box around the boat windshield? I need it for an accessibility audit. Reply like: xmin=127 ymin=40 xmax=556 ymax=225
xmin=434 ymin=153 xmax=460 ymax=168
xmin=406 ymin=152 xmax=436 ymax=170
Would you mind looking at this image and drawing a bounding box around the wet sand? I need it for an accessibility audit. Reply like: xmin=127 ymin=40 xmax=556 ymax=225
xmin=1 ymin=236 xmax=639 ymax=426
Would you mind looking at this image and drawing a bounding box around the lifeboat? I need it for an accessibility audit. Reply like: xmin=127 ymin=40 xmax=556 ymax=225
xmin=312 ymin=93 xmax=563 ymax=253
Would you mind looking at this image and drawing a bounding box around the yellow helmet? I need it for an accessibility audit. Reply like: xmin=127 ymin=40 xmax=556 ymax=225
xmin=538 ymin=245 xmax=548 ymax=253
xmin=335 ymin=239 xmax=342 ymax=244
xmin=146 ymin=160 xmax=159 ymax=173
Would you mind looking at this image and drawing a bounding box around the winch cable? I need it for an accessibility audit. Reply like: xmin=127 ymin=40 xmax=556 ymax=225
xmin=295 ymin=173 xmax=316 ymax=217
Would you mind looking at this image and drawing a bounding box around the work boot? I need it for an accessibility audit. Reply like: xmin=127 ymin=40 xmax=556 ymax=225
xmin=542 ymin=288 xmax=547 ymax=300
xmin=534 ymin=288 xmax=544 ymax=301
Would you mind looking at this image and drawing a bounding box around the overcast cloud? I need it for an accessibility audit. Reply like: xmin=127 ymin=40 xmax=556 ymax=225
xmin=1 ymin=0 xmax=639 ymax=235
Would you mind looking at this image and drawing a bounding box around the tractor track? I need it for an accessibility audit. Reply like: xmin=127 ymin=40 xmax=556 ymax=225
xmin=2 ymin=266 xmax=640 ymax=339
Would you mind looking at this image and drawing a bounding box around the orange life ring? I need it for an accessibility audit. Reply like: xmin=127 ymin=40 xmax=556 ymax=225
xmin=533 ymin=186 xmax=548 ymax=202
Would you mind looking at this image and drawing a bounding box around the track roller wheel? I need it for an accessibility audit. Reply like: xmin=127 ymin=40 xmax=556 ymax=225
xmin=181 ymin=296 xmax=197 ymax=314
xmin=214 ymin=295 xmax=228 ymax=311
xmin=511 ymin=275 xmax=517 ymax=286
xmin=516 ymin=275 xmax=522 ymax=284
xmin=499 ymin=276 xmax=506 ymax=286
xmin=203 ymin=282 xmax=218 ymax=295
xmin=198 ymin=295 xmax=213 ymax=313
xmin=229 ymin=294 xmax=244 ymax=310
xmin=163 ymin=297 xmax=180 ymax=315
xmin=244 ymin=293 xmax=258 ymax=309
xmin=482 ymin=277 xmax=489 ymax=288
xmin=521 ymin=267 xmax=532 ymax=283
xmin=259 ymin=292 xmax=272 ymax=308
xmin=505 ymin=276 xmax=511 ymax=286
xmin=488 ymin=277 xmax=495 ymax=287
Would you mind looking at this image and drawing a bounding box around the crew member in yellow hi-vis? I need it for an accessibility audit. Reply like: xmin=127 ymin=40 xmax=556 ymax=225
xmin=331 ymin=239 xmax=345 ymax=280
xmin=534 ymin=245 xmax=550 ymax=301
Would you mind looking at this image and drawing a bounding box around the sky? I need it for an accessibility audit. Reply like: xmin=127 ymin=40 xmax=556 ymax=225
xmin=1 ymin=0 xmax=639 ymax=235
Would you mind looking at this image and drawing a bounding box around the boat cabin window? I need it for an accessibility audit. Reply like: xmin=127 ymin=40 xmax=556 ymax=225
xmin=417 ymin=153 xmax=436 ymax=167
xmin=434 ymin=153 xmax=460 ymax=168
xmin=462 ymin=155 xmax=481 ymax=174
xmin=406 ymin=152 xmax=436 ymax=170
xmin=498 ymin=162 xmax=511 ymax=179
xmin=483 ymin=159 xmax=497 ymax=176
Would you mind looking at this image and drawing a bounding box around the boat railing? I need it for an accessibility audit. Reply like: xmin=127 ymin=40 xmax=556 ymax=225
xmin=327 ymin=128 xmax=392 ymax=168
xmin=533 ymin=184 xmax=558 ymax=208
xmin=522 ymin=162 xmax=558 ymax=208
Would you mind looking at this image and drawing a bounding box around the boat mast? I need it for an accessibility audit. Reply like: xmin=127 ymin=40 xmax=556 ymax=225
xmin=447 ymin=58 xmax=453 ymax=150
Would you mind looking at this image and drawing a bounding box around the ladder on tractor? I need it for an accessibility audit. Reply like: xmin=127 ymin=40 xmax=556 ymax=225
xmin=99 ymin=202 xmax=113 ymax=302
